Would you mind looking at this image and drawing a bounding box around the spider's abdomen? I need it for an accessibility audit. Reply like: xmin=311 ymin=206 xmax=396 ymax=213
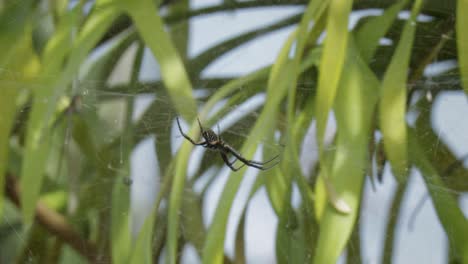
xmin=202 ymin=129 xmax=219 ymax=145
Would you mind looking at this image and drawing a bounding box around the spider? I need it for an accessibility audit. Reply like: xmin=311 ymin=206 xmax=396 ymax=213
xmin=176 ymin=117 xmax=279 ymax=171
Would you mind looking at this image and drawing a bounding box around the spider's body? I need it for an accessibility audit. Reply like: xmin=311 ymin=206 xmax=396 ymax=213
xmin=201 ymin=129 xmax=220 ymax=149
xmin=176 ymin=117 xmax=279 ymax=171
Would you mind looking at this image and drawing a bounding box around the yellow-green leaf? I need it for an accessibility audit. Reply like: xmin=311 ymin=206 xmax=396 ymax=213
xmin=117 ymin=3 xmax=198 ymax=261
xmin=122 ymin=0 xmax=197 ymax=121
xmin=314 ymin=39 xmax=379 ymax=264
xmin=130 ymin=208 xmax=157 ymax=264
xmin=355 ymin=0 xmax=408 ymax=62
xmin=0 ymin=88 xmax=19 ymax=217
xmin=0 ymin=0 xmax=34 ymax=67
xmin=379 ymin=0 xmax=422 ymax=182
xmin=0 ymin=1 xmax=37 ymax=218
xmin=457 ymin=0 xmax=468 ymax=95
xmin=202 ymin=54 xmax=293 ymax=261
xmin=315 ymin=0 xmax=352 ymax=151
xmin=111 ymin=174 xmax=131 ymax=264
xmin=20 ymin=5 xmax=118 ymax=224
xmin=201 ymin=112 xmax=277 ymax=264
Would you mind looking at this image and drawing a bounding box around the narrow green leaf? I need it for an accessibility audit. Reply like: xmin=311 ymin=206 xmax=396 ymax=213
xmin=19 ymin=97 xmax=56 ymax=225
xmin=314 ymin=151 xmax=335 ymax=221
xmin=201 ymin=39 xmax=318 ymax=264
xmin=276 ymin=188 xmax=306 ymax=264
xmin=59 ymin=245 xmax=88 ymax=264
xmin=80 ymin=28 xmax=136 ymax=82
xmin=202 ymin=108 xmax=281 ymax=264
xmin=147 ymin=64 xmax=270 ymax=264
xmin=118 ymin=3 xmax=199 ymax=260
xmin=315 ymin=0 xmax=352 ymax=151
xmin=0 ymin=0 xmax=39 ymax=220
xmin=71 ymin=116 xmax=99 ymax=165
xmin=20 ymin=6 xmax=118 ymax=224
xmin=234 ymin=210 xmax=247 ymax=264
xmin=181 ymin=189 xmax=205 ymax=255
xmin=382 ymin=183 xmax=406 ymax=264
xmin=233 ymin=173 xmax=265 ymax=264
xmin=0 ymin=89 xmax=19 ymax=217
xmin=41 ymin=4 xmax=83 ymax=74
xmin=74 ymin=29 xmax=138 ymax=172
xmin=347 ymin=221 xmax=362 ymax=263
xmin=276 ymin=181 xmax=317 ymax=264
xmin=264 ymin=10 xmax=323 ymax=214
xmin=314 ymin=0 xmax=352 ymax=213
xmin=202 ymin=126 xmax=270 ymax=264
xmin=19 ymin=6 xmax=79 ymax=223
xmin=200 ymin=66 xmax=270 ymax=118
xmin=58 ymin=7 xmax=119 ymax=81
xmin=122 ymin=0 xmax=197 ymax=121
xmin=264 ymin=29 xmax=298 ymax=214
xmin=379 ymin=0 xmax=423 ymax=182
xmin=355 ymin=0 xmax=408 ymax=62
xmin=130 ymin=161 xmax=175 ymax=264
xmin=201 ymin=15 xmax=308 ymax=262
xmin=313 ymin=39 xmax=379 ymax=264
xmin=287 ymin=0 xmax=328 ymax=123
xmin=111 ymin=40 xmax=140 ymax=264
xmin=281 ymin=0 xmax=327 ymax=223
xmin=0 ymin=0 xmax=34 ymax=66
xmin=409 ymin=130 xmax=468 ymax=262
xmin=167 ymin=130 xmax=199 ymax=264
xmin=457 ymin=0 xmax=468 ymax=95
xmin=111 ymin=174 xmax=131 ymax=264
xmin=414 ymin=99 xmax=468 ymax=191
xmin=129 ymin=208 xmax=157 ymax=264
xmin=168 ymin=0 xmax=190 ymax=60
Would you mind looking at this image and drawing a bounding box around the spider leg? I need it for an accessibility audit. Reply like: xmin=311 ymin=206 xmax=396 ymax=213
xmin=220 ymin=148 xmax=239 ymax=165
xmin=224 ymin=144 xmax=280 ymax=170
xmin=228 ymin=157 xmax=238 ymax=165
xmin=220 ymin=152 xmax=245 ymax=171
xmin=176 ymin=117 xmax=206 ymax=145
xmin=247 ymin=154 xmax=280 ymax=165
xmin=226 ymin=156 xmax=238 ymax=166
xmin=197 ymin=117 xmax=204 ymax=131
xmin=244 ymin=159 xmax=280 ymax=170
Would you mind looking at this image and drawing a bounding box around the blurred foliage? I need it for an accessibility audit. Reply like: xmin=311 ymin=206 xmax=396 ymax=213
xmin=0 ymin=0 xmax=467 ymax=263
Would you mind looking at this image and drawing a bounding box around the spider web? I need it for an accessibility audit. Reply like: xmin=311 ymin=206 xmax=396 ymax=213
xmin=2 ymin=3 xmax=468 ymax=264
